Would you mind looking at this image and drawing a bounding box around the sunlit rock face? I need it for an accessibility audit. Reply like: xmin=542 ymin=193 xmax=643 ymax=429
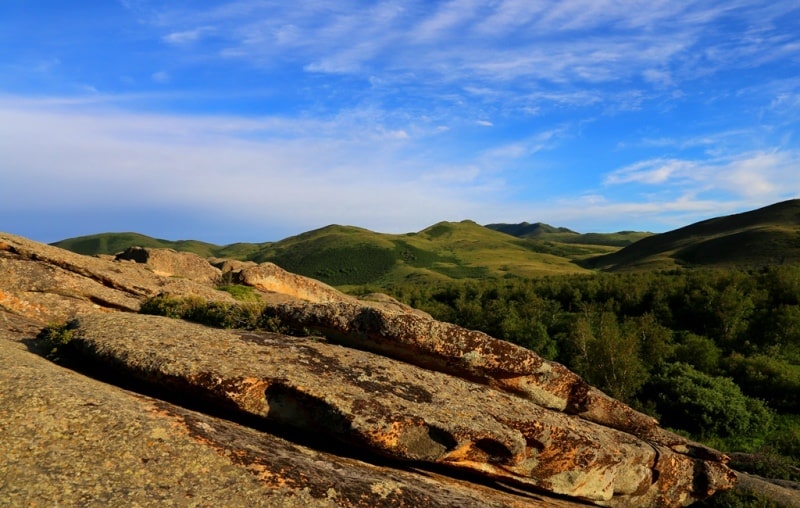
xmin=0 ymin=231 xmax=736 ymax=507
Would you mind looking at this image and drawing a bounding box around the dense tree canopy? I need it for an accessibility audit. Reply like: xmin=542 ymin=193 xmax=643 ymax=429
xmin=382 ymin=265 xmax=800 ymax=469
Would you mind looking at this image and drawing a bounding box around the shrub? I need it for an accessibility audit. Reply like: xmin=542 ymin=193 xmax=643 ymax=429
xmin=139 ymin=294 xmax=285 ymax=333
xmin=642 ymin=362 xmax=773 ymax=440
xmin=140 ymin=294 xmax=207 ymax=319
xmin=695 ymin=488 xmax=784 ymax=508
xmin=37 ymin=322 xmax=77 ymax=361
xmin=217 ymin=284 xmax=260 ymax=302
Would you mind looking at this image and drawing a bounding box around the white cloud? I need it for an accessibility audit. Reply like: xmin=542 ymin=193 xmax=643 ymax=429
xmin=2 ymin=95 xmax=797 ymax=241
xmin=151 ymin=71 xmax=170 ymax=83
xmin=604 ymin=150 xmax=800 ymax=204
xmin=605 ymin=159 xmax=696 ymax=185
xmin=481 ymin=128 xmax=565 ymax=163
xmin=163 ymin=27 xmax=215 ymax=45
xmin=0 ymin=97 xmax=508 ymax=235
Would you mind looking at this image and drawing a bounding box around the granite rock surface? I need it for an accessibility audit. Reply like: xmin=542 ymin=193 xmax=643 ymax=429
xmin=0 ymin=231 xmax=749 ymax=507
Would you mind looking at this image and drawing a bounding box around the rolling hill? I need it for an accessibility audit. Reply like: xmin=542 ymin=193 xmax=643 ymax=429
xmin=52 ymin=232 xmax=272 ymax=260
xmin=53 ymin=221 xmax=603 ymax=286
xmin=51 ymin=199 xmax=800 ymax=286
xmin=226 ymin=220 xmax=612 ymax=284
xmin=585 ymin=199 xmax=800 ymax=271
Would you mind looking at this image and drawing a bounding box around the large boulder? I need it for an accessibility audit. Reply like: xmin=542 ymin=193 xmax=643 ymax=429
xmin=238 ymin=262 xmax=357 ymax=303
xmin=1 ymin=331 xmax=572 ymax=507
xmin=265 ymin=300 xmax=721 ymax=457
xmin=65 ymin=312 xmax=734 ymax=507
xmin=116 ymin=246 xmax=222 ymax=283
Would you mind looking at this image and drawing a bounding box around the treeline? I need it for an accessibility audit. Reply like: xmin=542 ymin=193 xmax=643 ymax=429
xmin=380 ymin=266 xmax=800 ymax=469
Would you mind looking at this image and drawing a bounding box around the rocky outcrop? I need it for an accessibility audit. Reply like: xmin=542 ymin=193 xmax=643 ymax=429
xmin=208 ymin=256 xmax=258 ymax=274
xmin=237 ymin=262 xmax=357 ymax=304
xmin=66 ymin=312 xmax=732 ymax=506
xmin=0 ymin=231 xmax=744 ymax=507
xmin=116 ymin=246 xmax=222 ymax=283
xmin=264 ymin=301 xmax=724 ymax=461
xmin=2 ymin=327 xmax=573 ymax=508
xmin=0 ymin=233 xmax=233 ymax=322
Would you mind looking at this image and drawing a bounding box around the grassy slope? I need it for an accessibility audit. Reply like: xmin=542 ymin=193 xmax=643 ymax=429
xmin=52 ymin=222 xmax=595 ymax=286
xmin=584 ymin=199 xmax=800 ymax=271
xmin=249 ymin=221 xmax=595 ymax=286
xmin=51 ymin=199 xmax=800 ymax=286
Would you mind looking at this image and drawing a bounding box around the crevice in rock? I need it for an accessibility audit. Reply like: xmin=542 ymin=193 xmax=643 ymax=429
xmin=20 ymin=332 xmax=563 ymax=502
xmin=87 ymin=295 xmax=139 ymax=312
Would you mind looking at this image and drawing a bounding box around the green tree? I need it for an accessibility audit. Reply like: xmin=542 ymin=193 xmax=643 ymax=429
xmin=564 ymin=306 xmax=647 ymax=403
xmin=623 ymin=313 xmax=674 ymax=371
xmin=723 ymin=353 xmax=800 ymax=413
xmin=674 ymin=332 xmax=722 ymax=375
xmin=642 ymin=362 xmax=772 ymax=439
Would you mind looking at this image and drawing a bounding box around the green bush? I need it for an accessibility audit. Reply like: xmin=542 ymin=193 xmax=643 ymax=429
xmin=695 ymin=488 xmax=784 ymax=508
xmin=139 ymin=294 xmax=289 ymax=333
xmin=723 ymin=353 xmax=800 ymax=413
xmin=140 ymin=294 xmax=207 ymax=319
xmin=217 ymin=284 xmax=260 ymax=302
xmin=642 ymin=362 xmax=773 ymax=440
xmin=37 ymin=322 xmax=77 ymax=361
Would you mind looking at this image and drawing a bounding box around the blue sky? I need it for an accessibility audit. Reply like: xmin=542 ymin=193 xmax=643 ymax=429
xmin=1 ymin=1 xmax=799 ymax=244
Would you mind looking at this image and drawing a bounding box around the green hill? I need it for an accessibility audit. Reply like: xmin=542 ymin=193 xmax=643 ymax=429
xmin=53 ymin=222 xmax=596 ymax=286
xmin=485 ymin=222 xmax=577 ymax=238
xmin=584 ymin=199 xmax=800 ymax=271
xmin=52 ymin=232 xmax=215 ymax=257
xmin=52 ymin=232 xmax=270 ymax=259
xmin=52 ymin=200 xmax=800 ymax=286
xmin=248 ymin=221 xmax=596 ymax=286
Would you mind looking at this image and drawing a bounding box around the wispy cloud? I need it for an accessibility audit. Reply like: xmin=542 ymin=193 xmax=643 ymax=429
xmin=163 ymin=26 xmax=216 ymax=45
xmin=3 ymin=1 xmax=798 ymax=242
xmin=605 ymin=150 xmax=800 ymax=202
xmin=3 ymin=92 xmax=795 ymax=240
xmin=125 ymin=0 xmax=798 ymax=101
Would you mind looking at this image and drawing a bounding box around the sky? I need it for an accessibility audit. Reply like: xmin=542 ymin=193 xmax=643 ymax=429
xmin=1 ymin=1 xmax=799 ymax=245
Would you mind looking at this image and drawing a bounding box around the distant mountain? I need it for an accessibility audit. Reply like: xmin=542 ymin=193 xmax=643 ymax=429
xmin=486 ymin=222 xmax=652 ymax=247
xmin=485 ymin=222 xmax=577 ymax=238
xmin=585 ymin=199 xmax=800 ymax=271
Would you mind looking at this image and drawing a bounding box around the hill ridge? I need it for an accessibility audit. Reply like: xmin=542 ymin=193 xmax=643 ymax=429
xmin=586 ymin=199 xmax=800 ymax=270
xmin=51 ymin=199 xmax=800 ymax=285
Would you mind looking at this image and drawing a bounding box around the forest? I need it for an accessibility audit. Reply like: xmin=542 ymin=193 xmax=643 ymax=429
xmin=380 ymin=266 xmax=800 ymax=493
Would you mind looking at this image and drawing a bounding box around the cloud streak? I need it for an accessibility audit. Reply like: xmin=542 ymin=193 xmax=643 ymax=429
xmin=134 ymin=1 xmax=798 ymax=92
xmin=604 ymin=151 xmax=800 ymax=202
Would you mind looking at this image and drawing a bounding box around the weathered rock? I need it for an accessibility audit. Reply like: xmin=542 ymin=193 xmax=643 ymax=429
xmin=264 ymin=300 xmax=720 ymax=460
xmin=1 ymin=332 xmax=575 ymax=508
xmin=238 ymin=261 xmax=432 ymax=315
xmin=67 ymin=312 xmax=734 ymax=507
xmin=209 ymin=256 xmax=258 ymax=274
xmin=0 ymin=232 xmax=233 ymax=322
xmin=239 ymin=262 xmax=358 ymax=303
xmin=116 ymin=246 xmax=222 ymax=283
